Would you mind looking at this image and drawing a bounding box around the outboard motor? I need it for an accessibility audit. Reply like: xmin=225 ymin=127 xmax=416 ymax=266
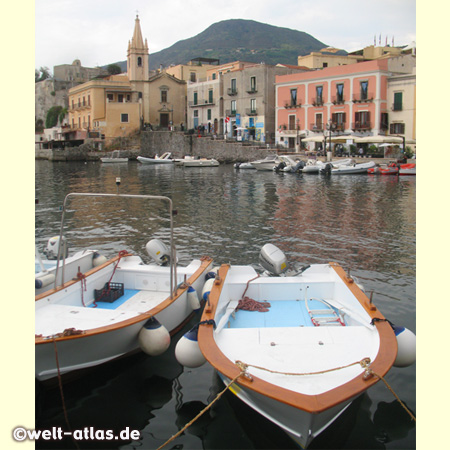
xmin=259 ymin=243 xmax=288 ymax=276
xmin=146 ymin=239 xmax=171 ymax=266
xmin=293 ymin=160 xmax=305 ymax=173
xmin=320 ymin=163 xmax=332 ymax=175
xmin=43 ymin=236 xmax=68 ymax=260
xmin=274 ymin=161 xmax=287 ymax=172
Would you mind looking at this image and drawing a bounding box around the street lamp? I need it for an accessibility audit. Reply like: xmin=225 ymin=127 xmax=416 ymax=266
xmin=325 ymin=119 xmax=335 ymax=161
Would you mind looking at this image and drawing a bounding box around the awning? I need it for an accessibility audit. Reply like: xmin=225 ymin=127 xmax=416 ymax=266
xmin=301 ymin=136 xmax=325 ymax=142
xmin=354 ymin=135 xmax=404 ymax=144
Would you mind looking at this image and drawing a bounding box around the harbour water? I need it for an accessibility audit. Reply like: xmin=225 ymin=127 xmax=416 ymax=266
xmin=35 ymin=160 xmax=416 ymax=449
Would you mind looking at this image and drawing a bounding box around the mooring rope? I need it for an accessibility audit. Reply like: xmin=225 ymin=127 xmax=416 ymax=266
xmin=156 ymin=368 xmax=246 ymax=450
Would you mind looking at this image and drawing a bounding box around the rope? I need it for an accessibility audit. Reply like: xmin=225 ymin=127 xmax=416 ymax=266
xmin=156 ymin=368 xmax=246 ymax=450
xmin=360 ymin=359 xmax=416 ymax=422
xmin=53 ymin=339 xmax=80 ymax=449
xmin=77 ymin=272 xmax=87 ymax=307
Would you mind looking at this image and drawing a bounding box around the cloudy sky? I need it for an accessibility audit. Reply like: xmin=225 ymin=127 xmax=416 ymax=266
xmin=35 ymin=0 xmax=416 ymax=71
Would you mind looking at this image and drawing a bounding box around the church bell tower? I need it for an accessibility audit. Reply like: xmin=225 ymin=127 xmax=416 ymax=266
xmin=127 ymin=15 xmax=149 ymax=81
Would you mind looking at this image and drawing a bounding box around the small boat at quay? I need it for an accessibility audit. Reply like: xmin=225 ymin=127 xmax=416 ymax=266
xmin=250 ymin=155 xmax=282 ymax=171
xmin=35 ymin=192 xmax=213 ymax=383
xmin=100 ymin=150 xmax=129 ymax=163
xmin=302 ymin=158 xmax=353 ymax=174
xmin=329 ymin=160 xmax=376 ymax=175
xmin=180 ymin=158 xmax=220 ymax=167
xmin=176 ymin=244 xmax=415 ymax=448
xmin=399 ymin=163 xmax=416 ymax=175
xmin=137 ymin=152 xmax=173 ymax=164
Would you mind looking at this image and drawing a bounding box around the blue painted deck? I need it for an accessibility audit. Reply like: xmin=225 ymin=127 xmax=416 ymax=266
xmin=89 ymin=289 xmax=139 ymax=310
xmin=227 ymin=299 xmax=339 ymax=328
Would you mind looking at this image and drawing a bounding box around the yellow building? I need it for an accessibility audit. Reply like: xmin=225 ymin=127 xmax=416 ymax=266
xmin=67 ymin=14 xmax=186 ymax=144
xmin=166 ymin=58 xmax=220 ymax=83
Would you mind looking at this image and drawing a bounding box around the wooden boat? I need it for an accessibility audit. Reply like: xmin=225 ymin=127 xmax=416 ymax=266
xmin=185 ymin=244 xmax=415 ymax=448
xmin=35 ymin=193 xmax=213 ymax=383
xmin=100 ymin=150 xmax=128 ymax=163
xmin=399 ymin=163 xmax=416 ymax=175
xmin=137 ymin=152 xmax=173 ymax=164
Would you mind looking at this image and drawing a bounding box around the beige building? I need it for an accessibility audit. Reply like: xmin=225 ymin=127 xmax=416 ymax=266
xmin=297 ymin=48 xmax=362 ymax=69
xmin=67 ymin=15 xmax=187 ymax=144
xmin=166 ymin=58 xmax=220 ymax=83
xmin=53 ymin=59 xmax=108 ymax=83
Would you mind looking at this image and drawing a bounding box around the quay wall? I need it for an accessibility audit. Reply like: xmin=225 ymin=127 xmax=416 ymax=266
xmin=35 ymin=131 xmax=407 ymax=164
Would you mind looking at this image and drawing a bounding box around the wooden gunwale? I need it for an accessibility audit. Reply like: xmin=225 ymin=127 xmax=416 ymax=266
xmin=35 ymin=255 xmax=213 ymax=345
xmin=198 ymin=263 xmax=398 ymax=414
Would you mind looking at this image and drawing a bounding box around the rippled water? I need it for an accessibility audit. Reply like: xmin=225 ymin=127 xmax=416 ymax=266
xmin=36 ymin=160 xmax=416 ymax=449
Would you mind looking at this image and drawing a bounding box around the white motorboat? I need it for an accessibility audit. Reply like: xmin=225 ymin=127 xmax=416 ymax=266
xmin=302 ymin=158 xmax=353 ymax=174
xmin=250 ymin=155 xmax=282 ymax=171
xmin=100 ymin=150 xmax=129 ymax=163
xmin=181 ymin=158 xmax=219 ymax=167
xmin=35 ymin=193 xmax=213 ymax=383
xmin=330 ymin=161 xmax=376 ymax=174
xmin=137 ymin=152 xmax=173 ymax=164
xmin=177 ymin=244 xmax=415 ymax=448
xmin=273 ymin=155 xmax=305 ymax=173
xmin=234 ymin=162 xmax=255 ymax=170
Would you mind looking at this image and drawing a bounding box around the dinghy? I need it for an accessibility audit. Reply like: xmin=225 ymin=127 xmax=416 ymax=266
xmin=330 ymin=160 xmax=376 ymax=174
xmin=137 ymin=152 xmax=173 ymax=164
xmin=35 ymin=193 xmax=213 ymax=383
xmin=181 ymin=244 xmax=415 ymax=448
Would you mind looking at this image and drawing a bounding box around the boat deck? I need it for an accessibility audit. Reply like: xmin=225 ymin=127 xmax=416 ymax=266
xmin=225 ymin=299 xmax=339 ymax=329
xmin=35 ymin=288 xmax=169 ymax=336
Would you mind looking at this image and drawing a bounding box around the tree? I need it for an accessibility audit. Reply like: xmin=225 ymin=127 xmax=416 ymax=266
xmin=35 ymin=66 xmax=51 ymax=82
xmin=107 ymin=64 xmax=122 ymax=75
xmin=45 ymin=106 xmax=63 ymax=128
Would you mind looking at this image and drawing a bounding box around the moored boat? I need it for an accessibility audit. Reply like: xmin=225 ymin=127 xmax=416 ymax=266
xmin=330 ymin=160 xmax=376 ymax=174
xmin=250 ymin=155 xmax=282 ymax=171
xmin=35 ymin=192 xmax=213 ymax=383
xmin=137 ymin=152 xmax=173 ymax=164
xmin=178 ymin=244 xmax=415 ymax=448
xmin=181 ymin=158 xmax=219 ymax=167
xmin=100 ymin=150 xmax=129 ymax=163
xmin=380 ymin=162 xmax=399 ymax=175
xmin=399 ymin=163 xmax=416 ymax=175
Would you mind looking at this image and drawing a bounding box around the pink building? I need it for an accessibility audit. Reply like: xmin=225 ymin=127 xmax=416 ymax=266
xmin=275 ymin=60 xmax=391 ymax=150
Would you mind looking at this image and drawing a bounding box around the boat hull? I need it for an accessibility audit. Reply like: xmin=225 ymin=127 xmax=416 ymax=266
xmin=137 ymin=156 xmax=173 ymax=164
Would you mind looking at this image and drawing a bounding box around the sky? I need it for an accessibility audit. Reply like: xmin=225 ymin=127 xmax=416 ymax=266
xmin=35 ymin=0 xmax=416 ymax=72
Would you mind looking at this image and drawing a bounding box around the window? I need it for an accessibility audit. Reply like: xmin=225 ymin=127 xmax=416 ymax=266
xmin=390 ymin=122 xmax=405 ymax=134
xmin=393 ymin=92 xmax=403 ymax=111
xmin=208 ymin=89 xmax=213 ymax=104
xmin=381 ymin=113 xmax=389 ymax=130
xmin=190 ymin=72 xmax=196 ymax=82
xmin=118 ymin=94 xmax=124 ymax=103
xmin=193 ymin=92 xmax=198 ymax=105
xmin=193 ymin=110 xmax=198 ymax=117
xmin=121 ymin=114 xmax=129 ymax=123
xmin=207 ymin=109 xmax=212 ymax=120
xmin=323 ymin=62 xmax=328 ymax=68
xmin=315 ymin=86 xmax=323 ymax=105
xmin=250 ymin=98 xmax=256 ymax=113
xmin=161 ymin=90 xmax=167 ymax=102
xmin=315 ymin=113 xmax=323 ymax=129
xmin=231 ymin=100 xmax=236 ymax=114
xmin=250 ymin=76 xmax=256 ymax=92
xmin=336 ymin=83 xmax=344 ymax=103
xmin=332 ymin=112 xmax=346 ymax=130
xmin=137 ymin=57 xmax=142 ymax=67
xmin=107 ymin=94 xmax=114 ymax=102
xmin=354 ymin=111 xmax=371 ymax=129
xmin=360 ymin=81 xmax=368 ymax=100
xmin=231 ymin=79 xmax=237 ymax=94
xmin=88 ymin=95 xmax=91 ymax=106
xmin=138 ymin=92 xmax=143 ymax=99
xmin=212 ymin=73 xmax=216 ymax=80
xmin=290 ymin=89 xmax=297 ymax=106
xmin=288 ymin=115 xmax=296 ymax=130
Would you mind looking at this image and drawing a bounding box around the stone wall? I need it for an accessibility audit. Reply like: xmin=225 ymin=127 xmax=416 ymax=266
xmin=140 ymin=131 xmax=276 ymax=163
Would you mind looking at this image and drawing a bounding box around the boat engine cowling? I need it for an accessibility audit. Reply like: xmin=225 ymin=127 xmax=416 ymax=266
xmin=44 ymin=236 xmax=68 ymax=260
xmin=146 ymin=239 xmax=170 ymax=265
xmin=259 ymin=244 xmax=288 ymax=276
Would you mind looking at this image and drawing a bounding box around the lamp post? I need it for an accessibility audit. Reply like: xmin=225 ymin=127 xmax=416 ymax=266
xmin=325 ymin=119 xmax=335 ymax=162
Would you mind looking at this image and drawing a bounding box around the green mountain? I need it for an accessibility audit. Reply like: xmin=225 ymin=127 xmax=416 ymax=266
xmin=112 ymin=19 xmax=334 ymax=71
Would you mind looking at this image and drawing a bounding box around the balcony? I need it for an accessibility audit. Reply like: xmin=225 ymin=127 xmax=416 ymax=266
xmin=246 ymin=108 xmax=258 ymax=116
xmin=310 ymin=123 xmax=323 ymax=132
xmin=331 ymin=96 xmax=345 ymax=105
xmin=246 ymin=87 xmax=258 ymax=94
xmin=312 ymin=97 xmax=324 ymax=107
xmin=331 ymin=122 xmax=346 ymax=132
xmin=284 ymin=101 xmax=302 ymax=109
xmin=225 ymin=109 xmax=237 ymax=117
xmin=189 ymin=99 xmax=215 ymax=107
xmin=351 ymin=122 xmax=372 ymax=131
xmin=227 ymin=88 xmax=238 ymax=96
xmin=279 ymin=124 xmax=300 ymax=134
xmin=352 ymin=93 xmax=374 ymax=103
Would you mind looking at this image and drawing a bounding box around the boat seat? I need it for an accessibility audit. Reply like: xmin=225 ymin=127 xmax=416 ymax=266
xmin=306 ymin=297 xmax=345 ymax=326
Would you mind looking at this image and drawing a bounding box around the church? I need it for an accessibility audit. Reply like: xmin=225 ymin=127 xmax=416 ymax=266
xmin=67 ymin=15 xmax=186 ymax=145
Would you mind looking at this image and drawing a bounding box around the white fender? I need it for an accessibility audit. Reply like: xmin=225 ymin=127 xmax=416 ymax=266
xmin=175 ymin=326 xmax=206 ymax=368
xmin=393 ymin=326 xmax=416 ymax=367
xmin=138 ymin=317 xmax=171 ymax=356
xmin=187 ymin=286 xmax=201 ymax=311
